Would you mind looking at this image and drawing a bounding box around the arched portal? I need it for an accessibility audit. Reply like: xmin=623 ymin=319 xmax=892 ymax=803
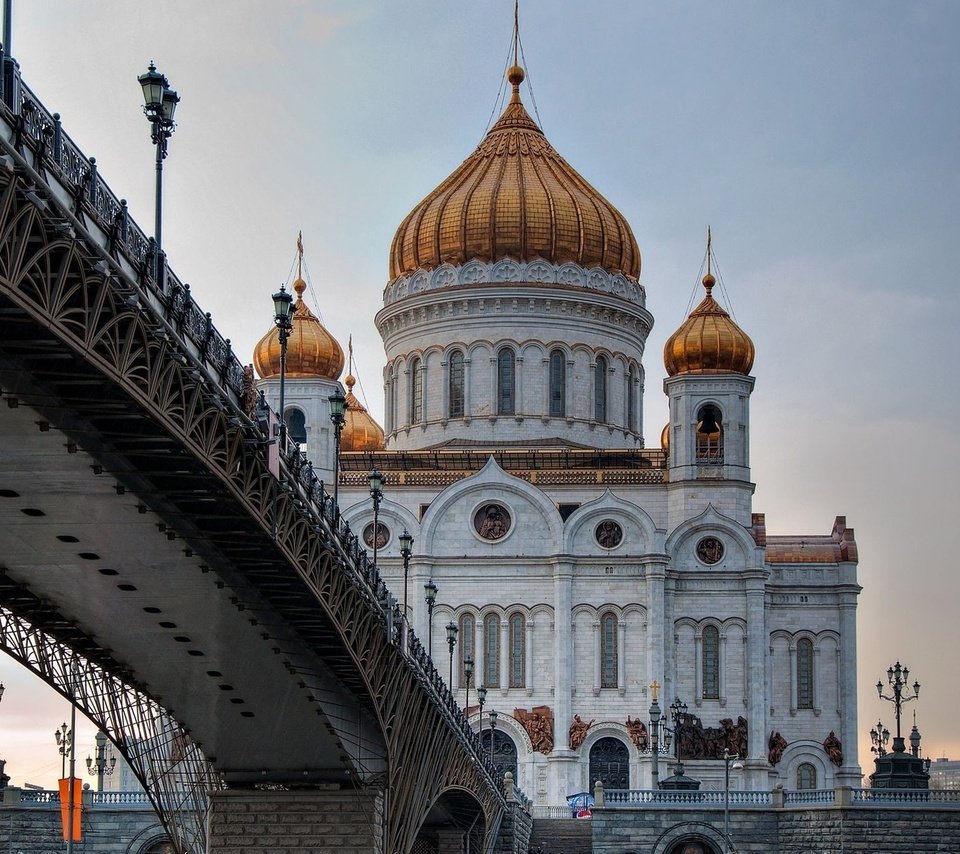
xmin=490 ymin=730 xmax=518 ymax=782
xmin=589 ymin=736 xmax=629 ymax=789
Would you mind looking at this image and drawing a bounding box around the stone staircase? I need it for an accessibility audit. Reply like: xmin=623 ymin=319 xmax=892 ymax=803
xmin=529 ymin=818 xmax=592 ymax=854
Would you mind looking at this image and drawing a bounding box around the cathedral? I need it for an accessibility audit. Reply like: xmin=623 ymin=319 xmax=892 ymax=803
xmin=252 ymin=54 xmax=861 ymax=808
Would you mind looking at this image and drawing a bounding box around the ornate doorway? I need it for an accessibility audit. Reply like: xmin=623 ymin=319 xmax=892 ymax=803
xmin=489 ymin=730 xmax=518 ymax=782
xmin=588 ymin=736 xmax=629 ymax=789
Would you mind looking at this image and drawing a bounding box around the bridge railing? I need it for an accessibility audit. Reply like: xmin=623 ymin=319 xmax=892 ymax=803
xmin=274 ymin=428 xmax=513 ymax=805
xmin=602 ymin=787 xmax=960 ymax=810
xmin=0 ymin=59 xmax=246 ymax=400
xmin=0 ymin=45 xmax=518 ymax=815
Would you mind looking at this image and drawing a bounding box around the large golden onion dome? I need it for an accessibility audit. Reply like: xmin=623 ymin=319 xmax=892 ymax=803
xmin=388 ymin=64 xmax=640 ymax=281
xmin=341 ymin=373 xmax=385 ymax=452
xmin=664 ymin=272 xmax=755 ymax=377
xmin=253 ymin=278 xmax=344 ymax=380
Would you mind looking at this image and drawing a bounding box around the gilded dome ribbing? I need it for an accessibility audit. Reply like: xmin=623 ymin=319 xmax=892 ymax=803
xmin=341 ymin=374 xmax=385 ymax=451
xmin=663 ymin=274 xmax=755 ymax=377
xmin=388 ymin=67 xmax=640 ymax=281
xmin=253 ymin=279 xmax=344 ymax=380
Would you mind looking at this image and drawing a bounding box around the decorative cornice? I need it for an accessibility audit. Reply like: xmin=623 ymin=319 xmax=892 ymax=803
xmin=382 ymin=258 xmax=646 ymax=308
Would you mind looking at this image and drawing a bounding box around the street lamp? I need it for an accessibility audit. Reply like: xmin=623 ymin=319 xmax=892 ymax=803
xmin=870 ymin=720 xmax=891 ymax=758
xmin=723 ymin=747 xmax=744 ymax=854
xmin=669 ymin=696 xmax=688 ymax=768
xmin=424 ymin=582 xmax=437 ymax=658
xmin=464 ymin=654 xmax=475 ymax=712
xmin=446 ymin=620 xmax=458 ymax=687
xmin=477 ymin=685 xmax=487 ymax=730
xmin=368 ymin=469 xmax=384 ymax=567
xmin=328 ymin=388 xmax=347 ymax=508
xmin=137 ymin=61 xmax=179 ymax=284
xmin=86 ymin=730 xmax=117 ymax=791
xmin=271 ymin=284 xmax=294 ymax=455
xmin=877 ymin=661 xmax=920 ymax=752
xmin=398 ymin=529 xmax=413 ymax=618
xmin=55 ymin=721 xmax=73 ymax=779
xmin=489 ymin=709 xmax=499 ymax=772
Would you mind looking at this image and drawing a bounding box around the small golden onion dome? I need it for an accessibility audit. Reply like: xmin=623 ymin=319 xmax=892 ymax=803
xmin=341 ymin=374 xmax=385 ymax=451
xmin=660 ymin=423 xmax=670 ymax=450
xmin=253 ymin=279 xmax=345 ymax=380
xmin=388 ymin=65 xmax=640 ymax=281
xmin=663 ymin=274 xmax=755 ymax=377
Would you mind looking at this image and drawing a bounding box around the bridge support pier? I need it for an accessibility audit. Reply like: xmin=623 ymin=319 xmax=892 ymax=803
xmin=208 ymin=787 xmax=384 ymax=854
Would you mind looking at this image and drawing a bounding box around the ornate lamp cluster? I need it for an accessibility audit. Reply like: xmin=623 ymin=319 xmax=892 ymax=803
xmin=137 ymin=62 xmax=179 ymax=282
xmin=876 ymin=660 xmax=920 ymax=752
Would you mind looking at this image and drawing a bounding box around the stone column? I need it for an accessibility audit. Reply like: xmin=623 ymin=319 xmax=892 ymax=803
xmin=837 ymin=584 xmax=862 ymax=784
xmin=719 ymin=631 xmax=728 ymax=707
xmin=617 ymin=617 xmax=626 ymax=694
xmin=592 ymin=619 xmax=601 ymax=695
xmin=500 ymin=618 xmax=509 ymax=693
xmin=645 ymin=558 xmax=667 ymax=695
xmin=525 ymin=617 xmax=534 ymax=694
xmin=463 ymin=356 xmax=472 ymax=420
xmin=744 ymin=570 xmax=767 ymax=762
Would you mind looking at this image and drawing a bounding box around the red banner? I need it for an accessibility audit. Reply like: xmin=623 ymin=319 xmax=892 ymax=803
xmin=58 ymin=777 xmax=82 ymax=841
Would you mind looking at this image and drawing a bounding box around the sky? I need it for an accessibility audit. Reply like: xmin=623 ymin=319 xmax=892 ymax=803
xmin=2 ymin=0 xmax=958 ymax=789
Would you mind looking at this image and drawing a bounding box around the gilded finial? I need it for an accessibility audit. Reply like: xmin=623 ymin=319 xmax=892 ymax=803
xmin=703 ymin=226 xmax=715 ymax=293
xmin=650 ymin=679 xmax=660 ymax=701
xmin=507 ymin=0 xmax=525 ymax=102
xmin=345 ymin=334 xmax=356 ymax=390
xmin=293 ymin=231 xmax=307 ymax=301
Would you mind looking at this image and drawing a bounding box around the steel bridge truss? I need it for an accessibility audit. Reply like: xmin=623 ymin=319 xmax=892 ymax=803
xmin=0 ymin=58 xmax=510 ymax=854
xmin=0 ymin=604 xmax=217 ymax=852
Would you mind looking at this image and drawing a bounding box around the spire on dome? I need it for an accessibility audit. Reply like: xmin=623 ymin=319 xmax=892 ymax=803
xmin=253 ymin=234 xmax=344 ymax=380
xmin=341 ymin=336 xmax=385 ymax=451
xmin=663 ymin=232 xmax=755 ymax=377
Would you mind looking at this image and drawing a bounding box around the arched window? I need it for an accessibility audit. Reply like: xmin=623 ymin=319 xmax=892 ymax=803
xmin=797 ymin=638 xmax=814 ymax=709
xmin=549 ymin=349 xmax=565 ymax=417
xmin=508 ymin=613 xmax=524 ymax=688
xmin=497 ymin=349 xmax=515 ymax=415
xmin=594 ymin=356 xmax=608 ymax=423
xmin=483 ymin=614 xmax=500 ymax=688
xmin=696 ymin=403 xmax=723 ymax=462
xmin=600 ymin=612 xmax=618 ymax=688
xmin=458 ymin=613 xmax=475 ymax=685
xmin=702 ymin=625 xmax=720 ymax=699
xmin=627 ymin=365 xmax=637 ymax=432
xmin=448 ymin=349 xmax=465 ymax=419
xmin=410 ymin=357 xmax=424 ymax=423
xmin=589 ymin=737 xmax=629 ymax=789
xmin=284 ymin=408 xmax=307 ymax=445
xmin=797 ymin=762 xmax=817 ymax=790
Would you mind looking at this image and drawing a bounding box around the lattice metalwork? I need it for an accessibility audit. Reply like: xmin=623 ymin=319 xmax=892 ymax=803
xmin=0 ymin=67 xmax=512 ymax=853
xmin=0 ymin=606 xmax=218 ymax=853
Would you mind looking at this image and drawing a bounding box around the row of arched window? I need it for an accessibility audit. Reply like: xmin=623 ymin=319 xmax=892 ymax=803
xmin=457 ymin=613 xmax=527 ymax=689
xmin=387 ymin=348 xmax=641 ymax=433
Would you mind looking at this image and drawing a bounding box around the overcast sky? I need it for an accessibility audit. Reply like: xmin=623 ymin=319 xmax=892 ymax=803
xmin=2 ymin=1 xmax=958 ymax=788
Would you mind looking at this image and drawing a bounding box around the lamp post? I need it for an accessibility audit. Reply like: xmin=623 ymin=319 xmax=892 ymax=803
xmin=649 ymin=680 xmax=662 ymax=789
xmin=424 ymin=582 xmax=437 ymax=658
xmin=477 ymin=685 xmax=487 ymax=732
xmin=368 ymin=468 xmax=384 ymax=567
xmin=669 ymin=696 xmax=688 ymax=769
xmin=877 ymin=661 xmax=920 ymax=752
xmin=489 ymin=709 xmax=498 ymax=766
xmin=137 ymin=62 xmax=179 ymax=284
xmin=271 ymin=285 xmax=294 ymax=454
xmin=446 ymin=620 xmax=458 ymax=687
xmin=464 ymin=655 xmax=474 ymax=712
xmin=55 ymin=721 xmax=73 ymax=779
xmin=723 ymin=747 xmax=744 ymax=854
xmin=870 ymin=720 xmax=890 ymax=758
xmin=86 ymin=730 xmax=117 ymax=791
xmin=328 ymin=388 xmax=346 ymax=509
xmin=399 ymin=529 xmax=413 ymax=618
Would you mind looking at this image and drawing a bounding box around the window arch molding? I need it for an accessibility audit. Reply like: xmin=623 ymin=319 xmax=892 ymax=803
xmin=408 ymin=353 xmax=425 ymax=425
xmin=695 ymin=401 xmax=724 ymax=463
xmin=547 ymin=346 xmax=568 ymax=418
xmin=594 ymin=352 xmax=610 ymax=423
xmin=283 ymin=406 xmax=307 ymax=446
xmin=496 ymin=346 xmax=517 ymax=416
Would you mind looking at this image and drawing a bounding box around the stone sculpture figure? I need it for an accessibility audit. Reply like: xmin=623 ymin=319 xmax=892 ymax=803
xmin=768 ymin=730 xmax=788 ymax=765
xmin=823 ymin=731 xmax=843 ymax=766
xmin=568 ymin=714 xmax=594 ymax=749
xmin=625 ymin=716 xmax=648 ymax=750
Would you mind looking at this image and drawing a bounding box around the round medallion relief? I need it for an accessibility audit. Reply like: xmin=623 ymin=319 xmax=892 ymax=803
xmin=474 ymin=503 xmax=511 ymax=540
xmin=696 ymin=536 xmax=724 ymax=565
xmin=363 ymin=521 xmax=390 ymax=549
xmin=595 ymin=520 xmax=623 ymax=549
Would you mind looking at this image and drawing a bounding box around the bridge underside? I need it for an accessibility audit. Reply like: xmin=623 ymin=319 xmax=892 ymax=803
xmin=0 ymin=326 xmax=383 ymax=784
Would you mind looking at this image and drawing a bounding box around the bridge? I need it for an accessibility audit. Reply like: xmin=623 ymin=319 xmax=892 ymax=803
xmin=0 ymin=45 xmax=524 ymax=854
